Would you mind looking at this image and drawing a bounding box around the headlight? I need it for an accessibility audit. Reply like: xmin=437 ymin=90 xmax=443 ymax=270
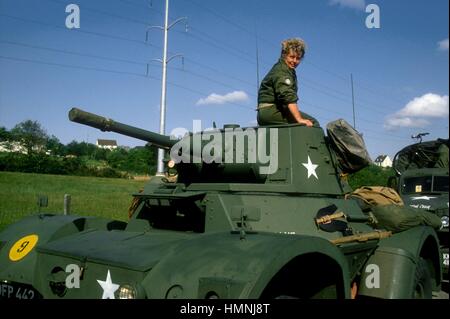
xmin=167 ymin=160 xmax=176 ymax=169
xmin=441 ymin=216 xmax=449 ymax=228
xmin=118 ymin=284 xmax=137 ymax=299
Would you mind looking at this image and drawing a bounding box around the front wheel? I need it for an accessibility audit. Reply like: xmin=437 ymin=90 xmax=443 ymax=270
xmin=413 ymin=257 xmax=432 ymax=299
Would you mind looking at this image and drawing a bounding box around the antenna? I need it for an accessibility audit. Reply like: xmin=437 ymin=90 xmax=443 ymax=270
xmin=411 ymin=132 xmax=429 ymax=143
xmin=255 ymin=30 xmax=260 ymax=98
xmin=146 ymin=0 xmax=187 ymax=175
xmin=350 ymin=73 xmax=356 ymax=129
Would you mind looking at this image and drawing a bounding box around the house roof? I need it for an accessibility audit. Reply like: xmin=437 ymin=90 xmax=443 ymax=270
xmin=374 ymin=155 xmax=388 ymax=162
xmin=96 ymin=139 xmax=117 ymax=146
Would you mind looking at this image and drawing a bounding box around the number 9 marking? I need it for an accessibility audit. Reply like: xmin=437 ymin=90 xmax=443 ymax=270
xmin=9 ymin=235 xmax=39 ymax=261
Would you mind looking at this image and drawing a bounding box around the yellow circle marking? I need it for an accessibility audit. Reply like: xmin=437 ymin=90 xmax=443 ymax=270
xmin=9 ymin=234 xmax=39 ymax=261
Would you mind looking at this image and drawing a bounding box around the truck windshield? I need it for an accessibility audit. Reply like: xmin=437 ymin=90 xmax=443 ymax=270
xmin=402 ymin=175 xmax=448 ymax=194
xmin=434 ymin=176 xmax=449 ymax=192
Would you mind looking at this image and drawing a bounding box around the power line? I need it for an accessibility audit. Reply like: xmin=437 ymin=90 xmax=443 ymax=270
xmin=180 ymin=1 xmax=416 ymax=111
xmin=167 ymin=65 xmax=257 ymax=98
xmin=184 ymin=0 xmax=253 ymax=36
xmin=0 ymin=55 xmax=147 ymax=77
xmin=167 ymin=80 xmax=254 ymax=111
xmin=184 ymin=57 xmax=255 ymax=88
xmin=45 ymin=0 xmax=154 ymax=26
xmin=188 ymin=26 xmax=255 ymax=62
xmin=0 ymin=41 xmax=392 ymax=123
xmin=1 ymin=11 xmax=257 ymax=89
xmin=116 ymin=0 xmax=153 ymax=9
xmin=0 ymin=55 xmax=413 ymax=142
xmin=0 ymin=40 xmax=146 ymax=66
xmin=0 ymin=37 xmax=397 ymax=130
xmin=1 ymin=3 xmax=421 ymax=122
xmin=1 ymin=38 xmax=255 ymax=99
xmin=0 ymin=54 xmax=253 ymax=112
xmin=0 ymin=14 xmax=150 ymax=46
xmin=180 ymin=29 xmax=255 ymax=64
xmin=301 ymin=81 xmax=391 ymax=117
xmin=7 ymin=2 xmax=401 ymax=116
xmin=1 ymin=39 xmax=395 ymax=127
xmin=302 ymin=100 xmax=387 ymax=127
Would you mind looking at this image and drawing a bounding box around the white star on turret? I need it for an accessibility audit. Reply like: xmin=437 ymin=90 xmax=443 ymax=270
xmin=97 ymin=270 xmax=119 ymax=299
xmin=302 ymin=156 xmax=319 ymax=179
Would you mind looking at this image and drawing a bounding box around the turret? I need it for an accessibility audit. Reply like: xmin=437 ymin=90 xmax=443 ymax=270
xmin=69 ymin=108 xmax=355 ymax=195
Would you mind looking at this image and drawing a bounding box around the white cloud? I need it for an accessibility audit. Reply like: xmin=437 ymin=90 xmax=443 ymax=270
xmin=329 ymin=0 xmax=366 ymax=10
xmin=384 ymin=93 xmax=449 ymax=130
xmin=384 ymin=117 xmax=430 ymax=130
xmin=196 ymin=91 xmax=249 ymax=106
xmin=398 ymin=94 xmax=449 ymax=117
xmin=438 ymin=38 xmax=449 ymax=51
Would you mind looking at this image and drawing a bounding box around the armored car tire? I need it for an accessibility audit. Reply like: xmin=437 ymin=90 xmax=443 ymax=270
xmin=413 ymin=257 xmax=432 ymax=299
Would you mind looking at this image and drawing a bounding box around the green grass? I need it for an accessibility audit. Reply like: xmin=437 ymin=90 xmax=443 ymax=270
xmin=0 ymin=171 xmax=147 ymax=231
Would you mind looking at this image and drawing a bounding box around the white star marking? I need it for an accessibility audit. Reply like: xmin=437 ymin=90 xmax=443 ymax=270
xmin=411 ymin=196 xmax=437 ymax=201
xmin=302 ymin=156 xmax=319 ymax=179
xmin=97 ymin=270 xmax=119 ymax=299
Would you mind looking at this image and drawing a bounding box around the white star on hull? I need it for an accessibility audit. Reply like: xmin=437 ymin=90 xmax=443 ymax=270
xmin=97 ymin=270 xmax=119 ymax=299
xmin=302 ymin=156 xmax=319 ymax=179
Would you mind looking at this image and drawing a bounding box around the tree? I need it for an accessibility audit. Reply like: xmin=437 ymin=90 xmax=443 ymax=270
xmin=127 ymin=146 xmax=153 ymax=174
xmin=10 ymin=120 xmax=49 ymax=155
xmin=66 ymin=140 xmax=96 ymax=157
xmin=106 ymin=147 xmax=129 ymax=170
xmin=0 ymin=126 xmax=12 ymax=141
xmin=348 ymin=165 xmax=395 ymax=190
xmin=46 ymin=135 xmax=66 ymax=156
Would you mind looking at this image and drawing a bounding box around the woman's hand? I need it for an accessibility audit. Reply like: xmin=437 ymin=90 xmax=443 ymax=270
xmin=298 ymin=118 xmax=313 ymax=127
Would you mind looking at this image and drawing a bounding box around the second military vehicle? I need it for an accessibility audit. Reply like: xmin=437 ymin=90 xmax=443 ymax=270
xmin=389 ymin=137 xmax=449 ymax=278
xmin=0 ymin=108 xmax=443 ymax=299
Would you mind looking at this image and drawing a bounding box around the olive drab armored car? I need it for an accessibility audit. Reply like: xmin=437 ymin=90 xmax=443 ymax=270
xmin=0 ymin=108 xmax=443 ymax=299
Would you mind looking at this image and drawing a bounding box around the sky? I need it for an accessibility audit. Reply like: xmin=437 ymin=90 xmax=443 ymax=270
xmin=0 ymin=0 xmax=448 ymax=160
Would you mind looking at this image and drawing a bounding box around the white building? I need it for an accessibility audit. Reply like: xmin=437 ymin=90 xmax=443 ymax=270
xmin=0 ymin=141 xmax=47 ymax=154
xmin=374 ymin=155 xmax=392 ymax=168
xmin=0 ymin=141 xmax=26 ymax=153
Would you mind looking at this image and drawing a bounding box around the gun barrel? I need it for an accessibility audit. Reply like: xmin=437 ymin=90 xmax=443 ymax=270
xmin=68 ymin=108 xmax=177 ymax=150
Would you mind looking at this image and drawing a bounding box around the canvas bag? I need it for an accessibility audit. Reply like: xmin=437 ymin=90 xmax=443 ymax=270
xmin=326 ymin=119 xmax=372 ymax=174
xmin=347 ymin=186 xmax=404 ymax=207
xmin=347 ymin=186 xmax=442 ymax=233
xmin=371 ymin=205 xmax=442 ymax=233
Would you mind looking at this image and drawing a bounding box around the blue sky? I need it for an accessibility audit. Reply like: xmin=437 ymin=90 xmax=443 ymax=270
xmin=0 ymin=0 xmax=448 ymax=159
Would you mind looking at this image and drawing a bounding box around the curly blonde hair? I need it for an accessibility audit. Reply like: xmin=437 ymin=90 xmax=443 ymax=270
xmin=281 ymin=38 xmax=307 ymax=60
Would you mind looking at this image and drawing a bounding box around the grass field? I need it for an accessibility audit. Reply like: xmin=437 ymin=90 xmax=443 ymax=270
xmin=0 ymin=171 xmax=147 ymax=231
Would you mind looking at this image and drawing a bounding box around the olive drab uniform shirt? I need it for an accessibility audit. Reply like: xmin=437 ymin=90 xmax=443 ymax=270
xmin=258 ymin=58 xmax=298 ymax=107
xmin=257 ymin=58 xmax=319 ymax=126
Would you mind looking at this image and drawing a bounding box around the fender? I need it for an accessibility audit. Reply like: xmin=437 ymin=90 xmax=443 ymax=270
xmin=141 ymin=231 xmax=351 ymax=298
xmin=359 ymin=226 xmax=441 ymax=298
xmin=0 ymin=214 xmax=125 ymax=287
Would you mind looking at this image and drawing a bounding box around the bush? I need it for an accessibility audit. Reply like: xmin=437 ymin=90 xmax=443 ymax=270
xmin=348 ymin=165 xmax=395 ymax=190
xmin=0 ymin=153 xmax=67 ymax=174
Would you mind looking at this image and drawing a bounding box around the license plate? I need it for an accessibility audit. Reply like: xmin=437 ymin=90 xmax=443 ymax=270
xmin=0 ymin=282 xmax=39 ymax=299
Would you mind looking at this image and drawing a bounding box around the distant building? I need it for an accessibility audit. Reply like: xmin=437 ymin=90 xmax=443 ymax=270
xmin=0 ymin=141 xmax=26 ymax=153
xmin=374 ymin=155 xmax=392 ymax=168
xmin=0 ymin=141 xmax=48 ymax=154
xmin=96 ymin=139 xmax=118 ymax=150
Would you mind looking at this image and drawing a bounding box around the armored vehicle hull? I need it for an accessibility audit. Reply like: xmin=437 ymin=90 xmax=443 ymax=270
xmin=0 ymin=109 xmax=443 ymax=299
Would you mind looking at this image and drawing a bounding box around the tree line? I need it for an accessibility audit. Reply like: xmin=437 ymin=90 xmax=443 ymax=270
xmin=0 ymin=120 xmax=393 ymax=186
xmin=0 ymin=120 xmax=157 ymax=178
